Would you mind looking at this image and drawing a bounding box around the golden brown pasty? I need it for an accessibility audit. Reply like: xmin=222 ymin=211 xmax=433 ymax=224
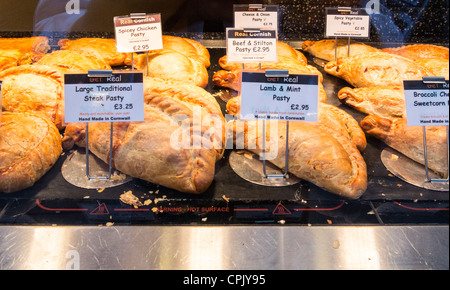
xmin=0 ymin=49 xmax=24 ymax=71
xmin=212 ymin=64 xmax=327 ymax=103
xmin=0 ymin=37 xmax=50 ymax=54
xmin=218 ymin=41 xmax=307 ymax=71
xmin=361 ymin=115 xmax=448 ymax=178
xmin=338 ymin=86 xmax=406 ymax=119
xmin=226 ymin=96 xmax=366 ymax=152
xmin=0 ymin=112 xmax=62 ymax=193
xmin=382 ymin=44 xmax=449 ymax=60
xmin=0 ymin=65 xmax=65 ymax=130
xmin=133 ymin=49 xmax=209 ymax=88
xmin=0 ymin=47 xmax=42 ymax=72
xmin=228 ymin=118 xmax=367 ymax=199
xmin=35 ymin=50 xmax=112 ymax=72
xmin=62 ymin=78 xmax=225 ymax=194
xmin=162 ymin=35 xmax=211 ymax=68
xmin=58 ymin=38 xmax=132 ymax=66
xmin=302 ymin=39 xmax=380 ymax=62
xmin=415 ymin=59 xmax=449 ymax=79
xmin=324 ymin=52 xmax=432 ymax=87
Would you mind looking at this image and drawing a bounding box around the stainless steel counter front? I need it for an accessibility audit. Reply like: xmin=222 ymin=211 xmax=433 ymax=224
xmin=0 ymin=225 xmax=448 ymax=270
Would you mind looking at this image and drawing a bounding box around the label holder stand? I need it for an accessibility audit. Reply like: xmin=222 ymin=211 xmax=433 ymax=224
xmin=422 ymin=76 xmax=449 ymax=183
xmin=126 ymin=13 xmax=150 ymax=74
xmin=334 ymin=7 xmax=353 ymax=62
xmin=262 ymin=69 xmax=291 ymax=179
xmin=85 ymin=70 xmax=114 ymax=181
xmin=228 ymin=28 xmax=299 ymax=186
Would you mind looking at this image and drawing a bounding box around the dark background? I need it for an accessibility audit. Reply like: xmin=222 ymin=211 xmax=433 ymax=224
xmin=0 ymin=0 xmax=448 ymax=43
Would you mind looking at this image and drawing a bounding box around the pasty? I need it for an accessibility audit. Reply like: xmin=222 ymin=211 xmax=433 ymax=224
xmin=324 ymin=52 xmax=432 ymax=87
xmin=382 ymin=44 xmax=449 ymax=60
xmin=213 ymin=64 xmax=327 ymax=103
xmin=0 ymin=37 xmax=50 ymax=54
xmin=133 ymin=49 xmax=209 ymax=88
xmin=162 ymin=35 xmax=211 ymax=68
xmin=218 ymin=41 xmax=307 ymax=71
xmin=0 ymin=49 xmax=27 ymax=71
xmin=58 ymin=38 xmax=132 ymax=66
xmin=226 ymin=97 xmax=366 ymax=151
xmin=62 ymin=78 xmax=225 ymax=194
xmin=302 ymin=39 xmax=380 ymax=62
xmin=361 ymin=115 xmax=448 ymax=178
xmin=338 ymin=86 xmax=406 ymax=119
xmin=0 ymin=65 xmax=64 ymax=130
xmin=0 ymin=112 xmax=62 ymax=193
xmin=415 ymin=59 xmax=449 ymax=79
xmin=228 ymin=118 xmax=367 ymax=199
xmin=35 ymin=50 xmax=112 ymax=72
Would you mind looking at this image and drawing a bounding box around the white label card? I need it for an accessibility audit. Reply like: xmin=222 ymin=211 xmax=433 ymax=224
xmin=226 ymin=28 xmax=278 ymax=63
xmin=114 ymin=14 xmax=163 ymax=52
xmin=325 ymin=8 xmax=370 ymax=38
xmin=404 ymin=80 xmax=449 ymax=126
xmin=64 ymin=72 xmax=145 ymax=123
xmin=234 ymin=4 xmax=279 ymax=30
xmin=240 ymin=72 xmax=319 ymax=121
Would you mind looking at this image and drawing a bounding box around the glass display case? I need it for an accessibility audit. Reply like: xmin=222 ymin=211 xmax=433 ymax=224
xmin=0 ymin=0 xmax=448 ymax=271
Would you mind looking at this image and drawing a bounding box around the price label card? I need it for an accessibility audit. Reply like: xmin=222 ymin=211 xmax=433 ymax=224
xmin=226 ymin=28 xmax=278 ymax=63
xmin=240 ymin=71 xmax=319 ymax=121
xmin=404 ymin=80 xmax=449 ymax=126
xmin=325 ymin=7 xmax=370 ymax=38
xmin=234 ymin=4 xmax=279 ymax=30
xmin=64 ymin=72 xmax=145 ymax=123
xmin=114 ymin=14 xmax=163 ymax=52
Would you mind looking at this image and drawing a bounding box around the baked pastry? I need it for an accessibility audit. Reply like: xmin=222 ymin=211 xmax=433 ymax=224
xmin=58 ymin=38 xmax=132 ymax=66
xmin=228 ymin=118 xmax=367 ymax=199
xmin=226 ymin=97 xmax=366 ymax=152
xmin=338 ymin=86 xmax=406 ymax=119
xmin=213 ymin=64 xmax=327 ymax=103
xmin=218 ymin=41 xmax=308 ymax=71
xmin=0 ymin=49 xmax=25 ymax=71
xmin=0 ymin=37 xmax=50 ymax=54
xmin=162 ymin=35 xmax=211 ymax=68
xmin=35 ymin=50 xmax=112 ymax=72
xmin=302 ymin=39 xmax=380 ymax=62
xmin=133 ymin=49 xmax=209 ymax=88
xmin=62 ymin=78 xmax=225 ymax=194
xmin=324 ymin=52 xmax=432 ymax=87
xmin=0 ymin=65 xmax=64 ymax=130
xmin=382 ymin=44 xmax=449 ymax=60
xmin=0 ymin=112 xmax=62 ymax=193
xmin=415 ymin=59 xmax=449 ymax=79
xmin=361 ymin=115 xmax=448 ymax=178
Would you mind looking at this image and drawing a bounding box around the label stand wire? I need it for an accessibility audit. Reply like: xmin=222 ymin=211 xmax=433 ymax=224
xmin=422 ymin=77 xmax=449 ymax=183
xmin=262 ymin=69 xmax=291 ymax=179
xmin=423 ymin=125 xmax=449 ymax=183
xmin=334 ymin=7 xmax=353 ymax=61
xmin=85 ymin=70 xmax=114 ymax=181
xmin=128 ymin=13 xmax=149 ymax=74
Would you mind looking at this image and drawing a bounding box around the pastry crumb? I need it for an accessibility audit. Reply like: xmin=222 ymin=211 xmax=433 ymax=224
xmin=120 ymin=190 xmax=143 ymax=208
